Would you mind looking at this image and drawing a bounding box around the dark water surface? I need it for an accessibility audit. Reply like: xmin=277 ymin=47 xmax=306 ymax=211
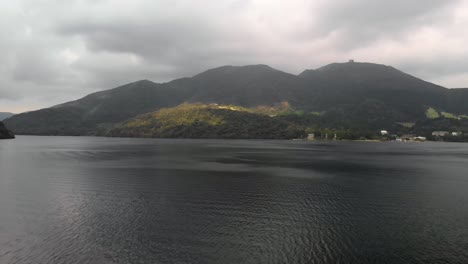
xmin=1 ymin=136 xmax=468 ymax=264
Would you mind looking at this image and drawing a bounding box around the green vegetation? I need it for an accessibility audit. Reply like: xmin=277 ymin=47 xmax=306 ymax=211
xmin=5 ymin=62 xmax=468 ymax=138
xmin=424 ymin=109 xmax=468 ymax=121
xmin=397 ymin=122 xmax=415 ymax=128
xmin=425 ymin=109 xmax=467 ymax=120
xmin=104 ymin=103 xmax=396 ymax=140
xmin=250 ymin=102 xmax=294 ymax=116
xmin=441 ymin=112 xmax=458 ymax=119
xmin=104 ymin=104 xmax=305 ymax=139
xmin=86 ymin=101 xmax=468 ymax=140
xmin=426 ymin=108 xmax=440 ymax=119
xmin=413 ymin=118 xmax=468 ymax=141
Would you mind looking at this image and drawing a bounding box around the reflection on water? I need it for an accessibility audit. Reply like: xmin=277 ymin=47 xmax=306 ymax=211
xmin=1 ymin=136 xmax=468 ymax=263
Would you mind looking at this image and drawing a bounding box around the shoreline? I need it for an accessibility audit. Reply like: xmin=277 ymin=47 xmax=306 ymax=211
xmin=8 ymin=134 xmax=467 ymax=143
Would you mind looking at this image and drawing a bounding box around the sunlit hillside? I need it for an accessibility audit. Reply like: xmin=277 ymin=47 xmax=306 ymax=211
xmin=104 ymin=103 xmax=305 ymax=139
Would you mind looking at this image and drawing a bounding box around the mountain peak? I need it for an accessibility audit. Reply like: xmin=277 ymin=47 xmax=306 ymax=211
xmin=125 ymin=79 xmax=157 ymax=87
xmin=5 ymin=60 xmax=466 ymax=137
xmin=193 ymin=64 xmax=280 ymax=78
xmin=0 ymin=112 xmax=14 ymax=121
xmin=298 ymin=61 xmax=398 ymax=74
xmin=299 ymin=61 xmax=417 ymax=84
xmin=317 ymin=61 xmax=399 ymax=73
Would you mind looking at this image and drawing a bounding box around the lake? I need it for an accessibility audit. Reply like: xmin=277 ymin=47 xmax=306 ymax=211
xmin=1 ymin=136 xmax=468 ymax=263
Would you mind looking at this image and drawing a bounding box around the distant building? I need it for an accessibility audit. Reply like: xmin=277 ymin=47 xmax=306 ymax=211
xmin=380 ymin=130 xmax=388 ymax=136
xmin=452 ymin=131 xmax=463 ymax=136
xmin=349 ymin=59 xmax=355 ymax=63
xmin=307 ymin=133 xmax=315 ymax=140
xmin=397 ymin=135 xmax=426 ymax=142
xmin=432 ymin=131 xmax=449 ymax=137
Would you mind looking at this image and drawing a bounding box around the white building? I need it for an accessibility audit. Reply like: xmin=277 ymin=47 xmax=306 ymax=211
xmin=432 ymin=131 xmax=449 ymax=137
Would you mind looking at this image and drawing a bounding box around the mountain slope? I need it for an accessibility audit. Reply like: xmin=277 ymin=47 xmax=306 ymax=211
xmin=5 ymin=80 xmax=191 ymax=135
xmin=0 ymin=112 xmax=14 ymax=121
xmin=446 ymin=88 xmax=468 ymax=113
xmin=0 ymin=122 xmax=14 ymax=139
xmin=5 ymin=65 xmax=310 ymax=135
xmin=5 ymin=61 xmax=468 ymax=136
xmin=172 ymin=65 xmax=309 ymax=106
xmin=299 ymin=62 xmax=447 ymax=119
xmin=104 ymin=103 xmax=304 ymax=139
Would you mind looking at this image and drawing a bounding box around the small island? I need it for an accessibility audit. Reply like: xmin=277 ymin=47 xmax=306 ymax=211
xmin=0 ymin=121 xmax=15 ymax=139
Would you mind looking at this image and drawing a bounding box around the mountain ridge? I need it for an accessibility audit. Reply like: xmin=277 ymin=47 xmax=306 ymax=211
xmin=104 ymin=103 xmax=303 ymax=139
xmin=4 ymin=61 xmax=468 ymax=137
xmin=0 ymin=112 xmax=14 ymax=121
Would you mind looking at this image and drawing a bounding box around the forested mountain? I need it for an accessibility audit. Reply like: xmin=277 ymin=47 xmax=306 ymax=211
xmin=4 ymin=80 xmax=187 ymax=135
xmin=0 ymin=112 xmax=14 ymax=121
xmin=299 ymin=62 xmax=447 ymax=119
xmin=4 ymin=65 xmax=310 ymax=135
xmin=4 ymin=61 xmax=468 ymax=137
xmin=175 ymin=64 xmax=309 ymax=106
xmin=446 ymin=88 xmax=468 ymax=113
xmin=104 ymin=103 xmax=304 ymax=139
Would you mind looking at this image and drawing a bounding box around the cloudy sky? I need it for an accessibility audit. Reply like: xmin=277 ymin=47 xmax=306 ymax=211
xmin=1 ymin=0 xmax=467 ymax=113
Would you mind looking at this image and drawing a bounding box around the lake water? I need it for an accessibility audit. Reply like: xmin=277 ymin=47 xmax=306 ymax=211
xmin=1 ymin=136 xmax=468 ymax=264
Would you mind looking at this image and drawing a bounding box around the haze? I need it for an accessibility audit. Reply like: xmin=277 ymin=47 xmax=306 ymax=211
xmin=1 ymin=0 xmax=467 ymax=113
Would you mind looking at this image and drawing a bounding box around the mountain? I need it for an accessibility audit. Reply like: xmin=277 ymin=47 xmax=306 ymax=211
xmin=0 ymin=112 xmax=14 ymax=121
xmin=173 ymin=64 xmax=309 ymax=106
xmin=446 ymin=88 xmax=468 ymax=113
xmin=104 ymin=103 xmax=304 ymax=139
xmin=4 ymin=80 xmax=189 ymax=135
xmin=5 ymin=61 xmax=468 ymax=137
xmin=299 ymin=62 xmax=447 ymax=119
xmin=5 ymin=65 xmax=310 ymax=135
xmin=0 ymin=122 xmax=14 ymax=139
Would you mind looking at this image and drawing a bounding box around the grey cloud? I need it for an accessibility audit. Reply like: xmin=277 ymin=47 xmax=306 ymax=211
xmin=13 ymin=49 xmax=61 ymax=85
xmin=318 ymin=0 xmax=457 ymax=29
xmin=56 ymin=16 xmax=265 ymax=83
xmin=308 ymin=0 xmax=460 ymax=49
xmin=58 ymin=20 xmax=218 ymax=58
xmin=0 ymin=0 xmax=468 ymax=112
xmin=398 ymin=56 xmax=468 ymax=82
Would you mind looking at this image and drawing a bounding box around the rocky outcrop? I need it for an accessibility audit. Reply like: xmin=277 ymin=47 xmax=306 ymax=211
xmin=0 ymin=122 xmax=15 ymax=139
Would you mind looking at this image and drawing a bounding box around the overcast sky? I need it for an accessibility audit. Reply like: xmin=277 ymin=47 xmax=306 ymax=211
xmin=1 ymin=0 xmax=467 ymax=113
